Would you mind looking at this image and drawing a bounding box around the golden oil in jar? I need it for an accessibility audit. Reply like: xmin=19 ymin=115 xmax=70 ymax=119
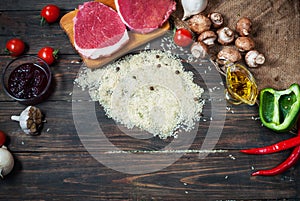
xmin=225 ymin=63 xmax=258 ymax=105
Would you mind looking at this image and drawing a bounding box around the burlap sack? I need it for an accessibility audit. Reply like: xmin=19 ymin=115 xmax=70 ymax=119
xmin=174 ymin=0 xmax=299 ymax=91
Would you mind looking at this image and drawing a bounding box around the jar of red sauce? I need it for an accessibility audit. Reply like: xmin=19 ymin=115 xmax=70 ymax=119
xmin=2 ymin=55 xmax=52 ymax=105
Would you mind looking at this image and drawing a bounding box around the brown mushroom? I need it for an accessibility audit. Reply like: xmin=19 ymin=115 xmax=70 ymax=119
xmin=245 ymin=50 xmax=265 ymax=67
xmin=236 ymin=17 xmax=252 ymax=36
xmin=197 ymin=30 xmax=217 ymax=46
xmin=216 ymin=27 xmax=235 ymax=45
xmin=217 ymin=46 xmax=242 ymax=65
xmin=191 ymin=41 xmax=209 ymax=59
xmin=235 ymin=36 xmax=255 ymax=52
xmin=187 ymin=14 xmax=211 ymax=34
xmin=208 ymin=12 xmax=224 ymax=28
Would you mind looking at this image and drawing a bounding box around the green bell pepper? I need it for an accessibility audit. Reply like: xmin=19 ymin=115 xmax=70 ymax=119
xmin=259 ymin=83 xmax=300 ymax=132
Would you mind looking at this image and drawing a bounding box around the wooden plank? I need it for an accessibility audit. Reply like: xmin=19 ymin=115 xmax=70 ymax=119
xmin=0 ymin=11 xmax=77 ymax=55
xmin=0 ymin=97 xmax=292 ymax=153
xmin=0 ymin=151 xmax=297 ymax=200
xmin=0 ymin=55 xmax=82 ymax=101
xmin=1 ymin=0 xmax=300 ymax=200
xmin=59 ymin=0 xmax=171 ymax=69
xmin=0 ymin=0 xmax=86 ymax=11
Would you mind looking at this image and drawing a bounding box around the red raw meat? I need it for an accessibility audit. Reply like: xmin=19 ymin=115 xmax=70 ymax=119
xmin=73 ymin=2 xmax=129 ymax=59
xmin=115 ymin=0 xmax=176 ymax=34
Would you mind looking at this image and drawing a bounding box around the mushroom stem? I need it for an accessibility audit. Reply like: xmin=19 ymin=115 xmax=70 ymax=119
xmin=256 ymin=54 xmax=265 ymax=64
xmin=11 ymin=115 xmax=20 ymax=122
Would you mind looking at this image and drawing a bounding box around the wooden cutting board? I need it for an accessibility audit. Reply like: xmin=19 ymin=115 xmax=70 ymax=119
xmin=60 ymin=0 xmax=170 ymax=69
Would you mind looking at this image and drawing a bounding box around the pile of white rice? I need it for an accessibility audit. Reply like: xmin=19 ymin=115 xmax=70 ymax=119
xmin=75 ymin=50 xmax=205 ymax=139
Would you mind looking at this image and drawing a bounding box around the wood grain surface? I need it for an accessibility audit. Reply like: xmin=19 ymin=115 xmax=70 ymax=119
xmin=0 ymin=0 xmax=300 ymax=200
xmin=60 ymin=0 xmax=170 ymax=69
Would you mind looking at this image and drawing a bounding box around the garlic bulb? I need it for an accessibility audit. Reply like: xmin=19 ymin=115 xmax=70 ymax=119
xmin=11 ymin=106 xmax=43 ymax=135
xmin=182 ymin=0 xmax=208 ymax=20
xmin=0 ymin=146 xmax=14 ymax=178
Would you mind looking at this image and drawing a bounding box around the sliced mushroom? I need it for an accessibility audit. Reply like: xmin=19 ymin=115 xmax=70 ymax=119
xmin=197 ymin=30 xmax=217 ymax=46
xmin=216 ymin=27 xmax=235 ymax=45
xmin=235 ymin=36 xmax=255 ymax=52
xmin=191 ymin=41 xmax=209 ymax=59
xmin=187 ymin=14 xmax=211 ymax=34
xmin=208 ymin=12 xmax=224 ymax=28
xmin=217 ymin=46 xmax=242 ymax=65
xmin=245 ymin=50 xmax=265 ymax=67
xmin=236 ymin=17 xmax=252 ymax=36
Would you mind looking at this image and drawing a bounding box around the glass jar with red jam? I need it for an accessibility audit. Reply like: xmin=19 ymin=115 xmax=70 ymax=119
xmin=2 ymin=55 xmax=52 ymax=105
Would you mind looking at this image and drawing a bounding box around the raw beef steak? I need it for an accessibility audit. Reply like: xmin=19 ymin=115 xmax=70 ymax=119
xmin=115 ymin=0 xmax=176 ymax=34
xmin=73 ymin=2 xmax=129 ymax=59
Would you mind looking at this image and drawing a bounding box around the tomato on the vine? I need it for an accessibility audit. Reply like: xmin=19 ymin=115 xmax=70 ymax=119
xmin=173 ymin=28 xmax=193 ymax=47
xmin=5 ymin=38 xmax=25 ymax=57
xmin=40 ymin=4 xmax=60 ymax=24
xmin=38 ymin=46 xmax=59 ymax=65
xmin=0 ymin=130 xmax=7 ymax=147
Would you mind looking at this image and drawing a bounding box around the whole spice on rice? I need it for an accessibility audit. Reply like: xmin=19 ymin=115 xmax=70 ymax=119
xmin=75 ymin=50 xmax=205 ymax=139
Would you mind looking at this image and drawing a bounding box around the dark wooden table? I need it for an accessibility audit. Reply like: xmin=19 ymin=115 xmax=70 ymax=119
xmin=0 ymin=0 xmax=299 ymax=200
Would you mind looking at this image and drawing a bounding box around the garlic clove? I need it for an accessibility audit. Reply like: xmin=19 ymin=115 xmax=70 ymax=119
xmin=11 ymin=106 xmax=43 ymax=135
xmin=182 ymin=0 xmax=208 ymax=20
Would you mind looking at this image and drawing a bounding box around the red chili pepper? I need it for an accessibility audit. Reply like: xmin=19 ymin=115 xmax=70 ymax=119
xmin=248 ymin=119 xmax=300 ymax=176
xmin=251 ymin=145 xmax=300 ymax=176
xmin=240 ymin=135 xmax=300 ymax=154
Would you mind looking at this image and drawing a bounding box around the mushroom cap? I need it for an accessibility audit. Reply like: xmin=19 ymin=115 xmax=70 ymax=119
xmin=188 ymin=14 xmax=211 ymax=34
xmin=191 ymin=41 xmax=209 ymax=58
xmin=217 ymin=46 xmax=242 ymax=65
xmin=217 ymin=27 xmax=235 ymax=45
xmin=198 ymin=30 xmax=217 ymax=46
xmin=208 ymin=12 xmax=224 ymax=28
xmin=236 ymin=17 xmax=252 ymax=36
xmin=235 ymin=36 xmax=255 ymax=52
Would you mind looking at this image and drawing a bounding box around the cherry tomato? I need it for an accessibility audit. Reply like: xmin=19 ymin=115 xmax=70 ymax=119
xmin=40 ymin=4 xmax=60 ymax=24
xmin=173 ymin=28 xmax=193 ymax=47
xmin=38 ymin=46 xmax=59 ymax=65
xmin=0 ymin=130 xmax=6 ymax=147
xmin=5 ymin=38 xmax=25 ymax=57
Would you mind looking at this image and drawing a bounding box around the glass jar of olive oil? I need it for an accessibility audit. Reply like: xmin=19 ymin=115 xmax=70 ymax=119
xmin=225 ymin=63 xmax=258 ymax=105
